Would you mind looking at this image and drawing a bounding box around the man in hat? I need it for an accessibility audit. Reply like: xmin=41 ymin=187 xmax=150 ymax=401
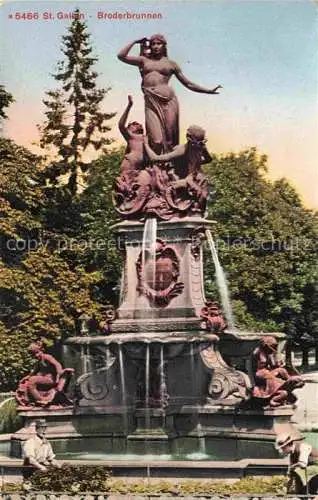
xmin=275 ymin=433 xmax=318 ymax=494
xmin=22 ymin=419 xmax=61 ymax=479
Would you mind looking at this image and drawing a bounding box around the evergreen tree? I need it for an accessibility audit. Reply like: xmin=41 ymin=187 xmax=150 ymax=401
xmin=0 ymin=85 xmax=14 ymax=120
xmin=38 ymin=9 xmax=115 ymax=195
xmin=78 ymin=149 xmax=123 ymax=304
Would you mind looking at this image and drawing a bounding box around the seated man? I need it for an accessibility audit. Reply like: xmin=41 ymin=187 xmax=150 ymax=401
xmin=23 ymin=419 xmax=61 ymax=479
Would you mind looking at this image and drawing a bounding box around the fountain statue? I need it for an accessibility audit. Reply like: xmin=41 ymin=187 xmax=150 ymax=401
xmin=251 ymin=336 xmax=304 ymax=408
xmin=11 ymin=35 xmax=304 ymax=462
xmin=15 ymin=341 xmax=74 ymax=409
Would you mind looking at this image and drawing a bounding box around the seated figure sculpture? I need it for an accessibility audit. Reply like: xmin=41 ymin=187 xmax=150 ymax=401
xmin=144 ymin=125 xmax=211 ymax=217
xmin=252 ymin=336 xmax=304 ymax=408
xmin=16 ymin=341 xmax=74 ymax=408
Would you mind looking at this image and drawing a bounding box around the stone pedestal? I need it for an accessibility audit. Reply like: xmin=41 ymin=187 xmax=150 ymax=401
xmin=111 ymin=217 xmax=215 ymax=333
xmin=11 ymin=404 xmax=299 ymax=460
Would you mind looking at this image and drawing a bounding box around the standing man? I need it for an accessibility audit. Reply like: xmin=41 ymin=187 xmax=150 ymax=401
xmin=23 ymin=419 xmax=61 ymax=479
xmin=275 ymin=433 xmax=318 ymax=494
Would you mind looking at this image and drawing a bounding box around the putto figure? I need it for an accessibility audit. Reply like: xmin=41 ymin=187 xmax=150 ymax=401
xmin=118 ymin=34 xmax=221 ymax=153
xmin=144 ymin=125 xmax=211 ymax=216
xmin=16 ymin=341 xmax=74 ymax=408
xmin=118 ymin=94 xmax=145 ymax=182
xmin=200 ymin=301 xmax=227 ymax=335
xmin=114 ymin=95 xmax=152 ymax=217
xmin=251 ymin=336 xmax=305 ymax=408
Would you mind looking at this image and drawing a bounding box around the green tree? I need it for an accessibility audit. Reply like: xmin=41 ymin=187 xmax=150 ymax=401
xmin=78 ymin=149 xmax=123 ymax=304
xmin=35 ymin=10 xmax=118 ymax=309
xmin=0 ymin=85 xmax=14 ymax=120
xmin=0 ymin=136 xmax=98 ymax=390
xmin=204 ymin=148 xmax=318 ymax=337
xmin=38 ymin=9 xmax=115 ymax=195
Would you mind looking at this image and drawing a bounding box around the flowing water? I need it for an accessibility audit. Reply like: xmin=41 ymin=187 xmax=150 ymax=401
xmin=159 ymin=344 xmax=166 ymax=408
xmin=145 ymin=343 xmax=150 ymax=411
xmin=190 ymin=342 xmax=196 ymax=395
xmin=118 ymin=267 xmax=125 ymax=307
xmin=118 ymin=343 xmax=128 ymax=433
xmin=205 ymin=230 xmax=235 ymax=329
xmin=81 ymin=342 xmax=92 ymax=374
xmin=141 ymin=219 xmax=158 ymax=482
xmin=141 ymin=218 xmax=158 ymax=416
xmin=141 ymin=218 xmax=157 ymax=307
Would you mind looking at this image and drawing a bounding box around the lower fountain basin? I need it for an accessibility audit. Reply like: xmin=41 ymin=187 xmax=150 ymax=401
xmin=2 ymin=433 xmax=316 ymax=482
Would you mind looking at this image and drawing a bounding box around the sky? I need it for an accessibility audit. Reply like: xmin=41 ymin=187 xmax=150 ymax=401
xmin=1 ymin=0 xmax=317 ymax=208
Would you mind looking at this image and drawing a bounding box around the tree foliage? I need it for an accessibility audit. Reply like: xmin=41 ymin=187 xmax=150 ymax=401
xmin=0 ymin=137 xmax=98 ymax=390
xmin=204 ymin=148 xmax=318 ymax=339
xmin=36 ymin=11 xmax=118 ymax=302
xmin=38 ymin=9 xmax=115 ymax=195
xmin=78 ymin=149 xmax=123 ymax=304
xmin=0 ymin=85 xmax=14 ymax=120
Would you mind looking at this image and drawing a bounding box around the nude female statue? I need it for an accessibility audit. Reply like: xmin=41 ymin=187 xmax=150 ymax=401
xmin=118 ymin=34 xmax=222 ymax=154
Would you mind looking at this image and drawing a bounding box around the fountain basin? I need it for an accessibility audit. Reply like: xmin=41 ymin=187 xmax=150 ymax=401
xmin=10 ymin=405 xmax=299 ymax=461
xmin=0 ymin=454 xmax=289 ymax=484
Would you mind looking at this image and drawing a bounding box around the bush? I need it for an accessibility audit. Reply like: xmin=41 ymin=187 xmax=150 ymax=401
xmin=30 ymin=464 xmax=112 ymax=492
xmin=0 ymin=397 xmax=22 ymax=433
xmin=29 ymin=466 xmax=285 ymax=495
xmin=0 ymin=482 xmax=22 ymax=493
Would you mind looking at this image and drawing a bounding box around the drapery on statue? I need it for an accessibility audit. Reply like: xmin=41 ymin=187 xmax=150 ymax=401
xmin=117 ymin=34 xmax=221 ymax=154
xmin=251 ymin=336 xmax=305 ymax=408
xmin=16 ymin=341 xmax=74 ymax=408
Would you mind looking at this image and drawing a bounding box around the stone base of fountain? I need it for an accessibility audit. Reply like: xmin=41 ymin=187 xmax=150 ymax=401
xmin=11 ymin=332 xmax=300 ymax=461
xmin=10 ymin=217 xmax=301 ymax=463
xmin=11 ymin=404 xmax=298 ymax=461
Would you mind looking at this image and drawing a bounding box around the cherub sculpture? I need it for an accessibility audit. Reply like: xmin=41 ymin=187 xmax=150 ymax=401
xmin=114 ymin=95 xmax=152 ymax=216
xmin=252 ymin=336 xmax=304 ymax=407
xmin=16 ymin=340 xmax=74 ymax=408
xmin=144 ymin=125 xmax=211 ymax=216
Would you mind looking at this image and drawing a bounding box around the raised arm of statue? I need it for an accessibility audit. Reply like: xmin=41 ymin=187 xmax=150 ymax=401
xmin=173 ymin=63 xmax=222 ymax=95
xmin=118 ymin=95 xmax=133 ymax=140
xmin=117 ymin=39 xmax=148 ymax=66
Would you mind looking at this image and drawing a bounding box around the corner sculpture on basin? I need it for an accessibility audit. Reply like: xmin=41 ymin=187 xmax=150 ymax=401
xmin=11 ymin=34 xmax=305 ymax=460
